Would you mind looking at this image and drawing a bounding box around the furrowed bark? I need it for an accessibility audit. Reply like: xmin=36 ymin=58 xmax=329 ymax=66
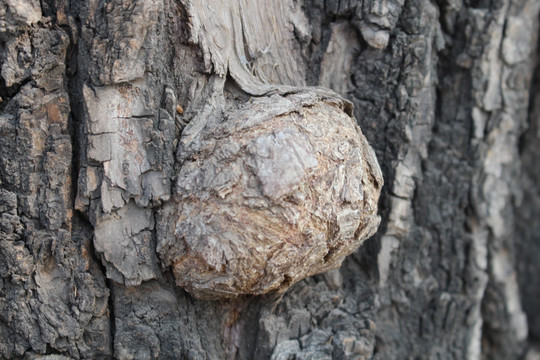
xmin=0 ymin=0 xmax=539 ymax=359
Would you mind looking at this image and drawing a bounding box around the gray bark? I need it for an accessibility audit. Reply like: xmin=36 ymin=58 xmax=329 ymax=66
xmin=1 ymin=0 xmax=539 ymax=359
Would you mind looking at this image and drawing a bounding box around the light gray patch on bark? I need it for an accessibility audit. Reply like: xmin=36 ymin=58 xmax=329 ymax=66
xmin=181 ymin=0 xmax=309 ymax=92
xmin=94 ymin=201 xmax=160 ymax=285
xmin=319 ymin=22 xmax=361 ymax=97
xmin=0 ymin=0 xmax=41 ymax=34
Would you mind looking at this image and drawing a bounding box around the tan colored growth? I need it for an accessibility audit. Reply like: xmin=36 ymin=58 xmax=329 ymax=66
xmin=157 ymin=89 xmax=383 ymax=299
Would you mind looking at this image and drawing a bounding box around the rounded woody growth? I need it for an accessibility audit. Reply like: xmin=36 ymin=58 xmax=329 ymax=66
xmin=157 ymin=89 xmax=383 ymax=299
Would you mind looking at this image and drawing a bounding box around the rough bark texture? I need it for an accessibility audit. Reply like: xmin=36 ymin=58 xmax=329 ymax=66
xmin=1 ymin=0 xmax=539 ymax=359
xmin=158 ymin=88 xmax=383 ymax=300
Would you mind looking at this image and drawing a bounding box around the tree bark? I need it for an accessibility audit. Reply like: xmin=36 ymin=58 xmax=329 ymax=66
xmin=1 ymin=0 xmax=539 ymax=359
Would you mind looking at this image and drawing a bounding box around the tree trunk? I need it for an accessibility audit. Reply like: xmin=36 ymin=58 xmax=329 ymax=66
xmin=1 ymin=0 xmax=539 ymax=359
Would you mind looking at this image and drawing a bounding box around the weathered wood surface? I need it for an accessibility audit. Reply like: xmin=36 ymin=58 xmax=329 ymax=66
xmin=1 ymin=0 xmax=539 ymax=359
xmin=158 ymin=88 xmax=382 ymax=299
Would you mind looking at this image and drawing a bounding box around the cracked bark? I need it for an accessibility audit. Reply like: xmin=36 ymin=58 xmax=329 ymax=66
xmin=1 ymin=0 xmax=539 ymax=359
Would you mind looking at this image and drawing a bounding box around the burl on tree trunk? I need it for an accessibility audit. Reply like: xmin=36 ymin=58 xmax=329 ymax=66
xmin=158 ymin=88 xmax=383 ymax=299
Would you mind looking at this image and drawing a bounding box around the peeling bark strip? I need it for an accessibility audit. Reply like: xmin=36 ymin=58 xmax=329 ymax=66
xmin=180 ymin=0 xmax=309 ymax=91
